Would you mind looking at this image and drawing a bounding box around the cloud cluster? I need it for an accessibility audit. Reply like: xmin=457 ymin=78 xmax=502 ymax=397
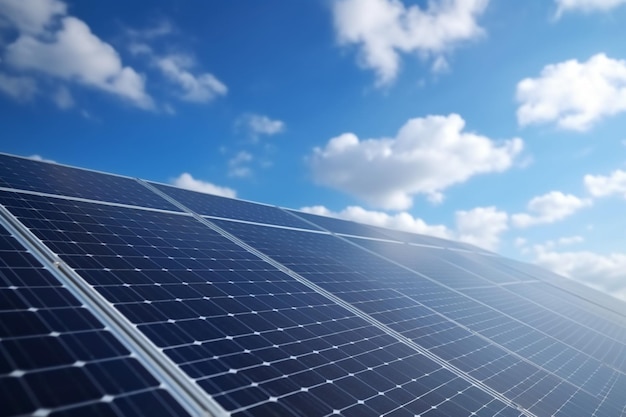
xmin=584 ymin=169 xmax=626 ymax=198
xmin=455 ymin=206 xmax=508 ymax=251
xmin=0 ymin=72 xmax=37 ymax=101
xmin=534 ymin=245 xmax=626 ymax=300
xmin=127 ymin=26 xmax=227 ymax=106
xmin=516 ymin=54 xmax=626 ymax=131
xmin=0 ymin=0 xmax=152 ymax=108
xmin=310 ymin=114 xmax=523 ymax=210
xmin=512 ymin=191 xmax=592 ymax=227
xmin=171 ymin=173 xmax=236 ymax=198
xmin=154 ymin=54 xmax=227 ymax=103
xmin=555 ymin=0 xmax=626 ymax=17
xmin=332 ymin=0 xmax=489 ymax=85
xmin=301 ymin=204 xmax=508 ymax=251
xmin=236 ymin=113 xmax=285 ymax=140
xmin=228 ymin=151 xmax=253 ymax=178
xmin=302 ymin=205 xmax=453 ymax=239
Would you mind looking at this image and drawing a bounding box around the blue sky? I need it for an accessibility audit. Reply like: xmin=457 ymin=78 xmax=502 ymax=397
xmin=1 ymin=0 xmax=626 ymax=300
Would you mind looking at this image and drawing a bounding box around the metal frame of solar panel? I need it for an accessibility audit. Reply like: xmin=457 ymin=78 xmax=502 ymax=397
xmin=1 ymin=152 xmax=625 ymax=417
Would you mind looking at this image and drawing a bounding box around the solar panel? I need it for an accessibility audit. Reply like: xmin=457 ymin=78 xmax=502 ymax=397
xmin=151 ymin=182 xmax=317 ymax=230
xmin=0 ymin=218 xmax=191 ymax=417
xmin=210 ymin=219 xmax=626 ymax=416
xmin=0 ymin=190 xmax=522 ymax=416
xmin=287 ymin=209 xmax=491 ymax=254
xmin=0 ymin=153 xmax=625 ymax=417
xmin=0 ymin=153 xmax=181 ymax=211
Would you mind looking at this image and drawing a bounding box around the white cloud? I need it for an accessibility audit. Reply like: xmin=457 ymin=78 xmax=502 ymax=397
xmin=301 ymin=205 xmax=453 ymax=239
xmin=129 ymin=42 xmax=227 ymax=104
xmin=555 ymin=0 xmax=626 ymax=17
xmin=155 ymin=54 xmax=227 ymax=103
xmin=28 ymin=154 xmax=55 ymax=163
xmin=228 ymin=151 xmax=253 ymax=178
xmin=514 ymin=237 xmax=527 ymax=248
xmin=431 ymin=55 xmax=450 ymax=74
xmin=300 ymin=206 xmax=453 ymax=239
xmin=237 ymin=113 xmax=285 ymax=139
xmin=584 ymin=169 xmax=626 ymax=198
xmin=0 ymin=0 xmax=66 ymax=34
xmin=332 ymin=0 xmax=488 ymax=85
xmin=557 ymin=235 xmax=584 ymax=245
xmin=301 ymin=204 xmax=508 ymax=251
xmin=516 ymin=54 xmax=626 ymax=131
xmin=533 ymin=246 xmax=626 ymax=301
xmin=171 ymin=173 xmax=236 ymax=198
xmin=455 ymin=206 xmax=508 ymax=251
xmin=512 ymin=191 xmax=591 ymax=228
xmin=53 ymin=86 xmax=73 ymax=109
xmin=125 ymin=20 xmax=174 ymax=40
xmin=0 ymin=72 xmax=37 ymax=100
xmin=310 ymin=113 xmax=523 ymax=210
xmin=0 ymin=0 xmax=152 ymax=108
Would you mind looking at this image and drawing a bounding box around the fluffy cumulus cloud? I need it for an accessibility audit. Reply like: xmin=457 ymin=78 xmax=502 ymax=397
xmin=228 ymin=151 xmax=253 ymax=178
xmin=171 ymin=173 xmax=236 ymax=198
xmin=310 ymin=114 xmax=523 ymax=210
xmin=534 ymin=246 xmax=626 ymax=300
xmin=332 ymin=0 xmax=489 ymax=85
xmin=555 ymin=0 xmax=626 ymax=17
xmin=301 ymin=205 xmax=508 ymax=251
xmin=512 ymin=191 xmax=591 ymax=228
xmin=301 ymin=205 xmax=453 ymax=239
xmin=0 ymin=72 xmax=37 ymax=100
xmin=0 ymin=0 xmax=152 ymax=108
xmin=127 ymin=36 xmax=227 ymax=105
xmin=455 ymin=206 xmax=508 ymax=251
xmin=154 ymin=54 xmax=227 ymax=103
xmin=516 ymin=54 xmax=626 ymax=131
xmin=236 ymin=114 xmax=285 ymax=140
xmin=584 ymin=169 xmax=626 ymax=198
xmin=0 ymin=0 xmax=66 ymax=34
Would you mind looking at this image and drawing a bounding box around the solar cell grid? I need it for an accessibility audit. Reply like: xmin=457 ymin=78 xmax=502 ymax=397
xmin=212 ymin=219 xmax=625 ymax=416
xmin=0 ymin=154 xmax=180 ymax=211
xmin=0 ymin=222 xmax=190 ymax=417
xmin=0 ymin=190 xmax=526 ymax=416
xmin=490 ymin=258 xmax=626 ymax=317
xmin=461 ymin=286 xmax=626 ymax=371
xmin=286 ymin=209 xmax=397 ymax=240
xmin=346 ymin=238 xmax=501 ymax=288
xmin=289 ymin=209 xmax=491 ymax=253
xmin=2 ymin=153 xmax=626 ymax=416
xmin=151 ymin=181 xmax=317 ymax=230
xmin=510 ymin=282 xmax=626 ymax=333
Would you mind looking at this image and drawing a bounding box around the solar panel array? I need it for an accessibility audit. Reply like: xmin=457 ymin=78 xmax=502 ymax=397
xmin=1 ymin=152 xmax=625 ymax=417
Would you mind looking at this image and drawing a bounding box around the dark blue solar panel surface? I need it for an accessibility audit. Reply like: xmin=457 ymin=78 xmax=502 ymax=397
xmin=0 ymin=223 xmax=190 ymax=417
xmin=0 ymin=153 xmax=180 ymax=211
xmin=288 ymin=209 xmax=491 ymax=253
xmin=0 ymin=190 xmax=526 ymax=417
xmin=212 ymin=219 xmax=626 ymax=417
xmin=286 ymin=210 xmax=399 ymax=240
xmin=2 ymin=153 xmax=626 ymax=417
xmin=152 ymin=182 xmax=317 ymax=230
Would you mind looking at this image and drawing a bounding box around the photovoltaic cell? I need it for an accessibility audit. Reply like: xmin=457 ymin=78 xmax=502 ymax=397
xmin=289 ymin=209 xmax=491 ymax=253
xmin=152 ymin=182 xmax=318 ymax=230
xmin=343 ymin=239 xmax=501 ymax=288
xmin=211 ymin=219 xmax=626 ymax=416
xmin=1 ymin=153 xmax=626 ymax=417
xmin=0 ymin=190 xmax=525 ymax=417
xmin=0 ymin=154 xmax=180 ymax=211
xmin=0 ymin=222 xmax=190 ymax=417
xmin=286 ymin=209 xmax=398 ymax=240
